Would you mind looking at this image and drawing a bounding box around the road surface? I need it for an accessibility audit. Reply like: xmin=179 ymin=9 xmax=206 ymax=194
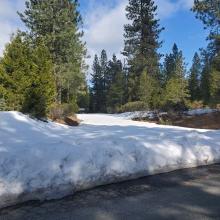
xmin=1 ymin=164 xmax=220 ymax=220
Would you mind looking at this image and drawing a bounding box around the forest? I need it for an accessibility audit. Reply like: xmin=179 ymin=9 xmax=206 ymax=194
xmin=0 ymin=0 xmax=219 ymax=118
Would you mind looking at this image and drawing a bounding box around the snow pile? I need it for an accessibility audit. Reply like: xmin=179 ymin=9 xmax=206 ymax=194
xmin=0 ymin=112 xmax=220 ymax=209
xmin=185 ymin=108 xmax=218 ymax=116
xmin=116 ymin=111 xmax=164 ymax=120
xmin=117 ymin=108 xmax=219 ymax=120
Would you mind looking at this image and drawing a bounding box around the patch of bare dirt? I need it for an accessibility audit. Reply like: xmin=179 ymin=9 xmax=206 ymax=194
xmin=54 ymin=116 xmax=80 ymax=126
xmin=171 ymin=112 xmax=220 ymax=129
xmin=135 ymin=112 xmax=220 ymax=130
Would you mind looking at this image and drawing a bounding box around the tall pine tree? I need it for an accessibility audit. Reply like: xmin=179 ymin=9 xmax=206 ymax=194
xmin=189 ymin=52 xmax=202 ymax=101
xmin=106 ymin=55 xmax=125 ymax=112
xmin=100 ymin=50 xmax=108 ymax=111
xmin=19 ymin=0 xmax=87 ymax=105
xmin=122 ymin=0 xmax=164 ymax=101
xmin=163 ymin=44 xmax=189 ymax=110
xmin=193 ymin=0 xmax=220 ymax=105
xmin=91 ymin=55 xmax=105 ymax=112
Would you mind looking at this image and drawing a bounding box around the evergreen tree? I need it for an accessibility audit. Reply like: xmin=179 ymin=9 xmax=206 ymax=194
xmin=162 ymin=53 xmax=174 ymax=86
xmin=0 ymin=97 xmax=6 ymax=111
xmin=163 ymin=44 xmax=184 ymax=82
xmin=100 ymin=50 xmax=108 ymax=110
xmin=164 ymin=77 xmax=189 ymax=110
xmin=123 ymin=0 xmax=164 ymax=101
xmin=0 ymin=62 xmax=15 ymax=109
xmin=200 ymin=50 xmax=211 ymax=104
xmin=106 ymin=55 xmax=125 ymax=112
xmin=1 ymin=33 xmax=32 ymax=110
xmin=193 ymin=0 xmax=220 ymax=105
xmin=189 ymin=52 xmax=202 ymax=101
xmin=139 ymin=71 xmax=161 ymax=109
xmin=91 ymin=55 xmax=104 ymax=112
xmin=22 ymin=41 xmax=56 ymax=118
xmin=19 ymin=0 xmax=87 ymax=105
xmin=163 ymin=44 xmax=189 ymax=109
xmin=210 ymin=53 xmax=220 ymax=104
xmin=0 ymin=33 xmax=56 ymax=117
xmin=193 ymin=0 xmax=220 ymax=50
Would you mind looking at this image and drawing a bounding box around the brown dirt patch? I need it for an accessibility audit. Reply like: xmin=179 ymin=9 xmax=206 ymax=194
xmin=53 ymin=116 xmax=80 ymax=126
xmin=135 ymin=112 xmax=220 ymax=130
xmin=171 ymin=112 xmax=220 ymax=129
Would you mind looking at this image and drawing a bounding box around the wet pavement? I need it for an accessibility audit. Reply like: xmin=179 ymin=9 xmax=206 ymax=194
xmin=1 ymin=164 xmax=220 ymax=220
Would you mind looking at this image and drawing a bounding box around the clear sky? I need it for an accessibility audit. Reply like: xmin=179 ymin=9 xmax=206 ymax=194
xmin=0 ymin=0 xmax=209 ymax=70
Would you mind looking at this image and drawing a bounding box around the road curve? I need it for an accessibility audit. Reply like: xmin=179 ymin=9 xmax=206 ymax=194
xmin=1 ymin=164 xmax=220 ymax=220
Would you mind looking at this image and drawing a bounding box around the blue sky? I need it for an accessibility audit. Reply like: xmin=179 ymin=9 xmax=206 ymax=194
xmin=159 ymin=8 xmax=209 ymax=67
xmin=0 ymin=0 xmax=209 ymax=69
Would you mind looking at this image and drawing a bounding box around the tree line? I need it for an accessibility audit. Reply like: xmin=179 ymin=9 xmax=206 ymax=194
xmin=90 ymin=0 xmax=220 ymax=113
xmin=0 ymin=0 xmax=219 ymax=118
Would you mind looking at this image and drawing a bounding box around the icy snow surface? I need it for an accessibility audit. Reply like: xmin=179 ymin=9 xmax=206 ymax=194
xmin=0 ymin=111 xmax=220 ymax=208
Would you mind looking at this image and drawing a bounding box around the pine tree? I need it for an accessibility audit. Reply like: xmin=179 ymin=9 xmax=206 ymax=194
xmin=193 ymin=0 xmax=220 ymax=105
xmin=193 ymin=0 xmax=220 ymax=48
xmin=91 ymin=55 xmax=104 ymax=112
xmin=22 ymin=41 xmax=56 ymax=118
xmin=100 ymin=50 xmax=108 ymax=111
xmin=189 ymin=52 xmax=202 ymax=101
xmin=139 ymin=71 xmax=161 ymax=109
xmin=0 ymin=32 xmax=56 ymax=117
xmin=123 ymin=0 xmax=164 ymax=101
xmin=200 ymin=50 xmax=211 ymax=104
xmin=106 ymin=55 xmax=125 ymax=112
xmin=163 ymin=44 xmax=189 ymax=110
xmin=0 ymin=63 xmax=15 ymax=110
xmin=162 ymin=53 xmax=174 ymax=86
xmin=163 ymin=44 xmax=183 ymax=82
xmin=210 ymin=54 xmax=220 ymax=104
xmin=19 ymin=0 xmax=87 ymax=105
xmin=1 ymin=33 xmax=32 ymax=110
xmin=0 ymin=97 xmax=6 ymax=111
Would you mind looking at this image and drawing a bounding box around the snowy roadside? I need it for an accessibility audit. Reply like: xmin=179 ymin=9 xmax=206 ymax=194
xmin=0 ymin=111 xmax=220 ymax=209
xmin=114 ymin=108 xmax=219 ymax=120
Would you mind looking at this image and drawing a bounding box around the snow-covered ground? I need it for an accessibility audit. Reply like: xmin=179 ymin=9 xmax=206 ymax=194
xmin=185 ymin=108 xmax=218 ymax=116
xmin=0 ymin=111 xmax=220 ymax=209
xmin=115 ymin=108 xmax=219 ymax=120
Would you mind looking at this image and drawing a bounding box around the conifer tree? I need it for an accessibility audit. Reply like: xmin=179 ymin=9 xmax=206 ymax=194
xmin=106 ymin=55 xmax=125 ymax=112
xmin=22 ymin=41 xmax=56 ymax=118
xmin=189 ymin=52 xmax=202 ymax=101
xmin=100 ymin=50 xmax=108 ymax=110
xmin=123 ymin=0 xmax=164 ymax=101
xmin=193 ymin=0 xmax=220 ymax=105
xmin=19 ymin=0 xmax=87 ymax=105
xmin=91 ymin=55 xmax=104 ymax=112
xmin=193 ymin=0 xmax=220 ymax=48
xmin=200 ymin=50 xmax=211 ymax=104
xmin=1 ymin=33 xmax=32 ymax=110
xmin=0 ymin=33 xmax=56 ymax=117
xmin=163 ymin=44 xmax=189 ymax=109
xmin=139 ymin=71 xmax=161 ymax=109
xmin=210 ymin=54 xmax=220 ymax=104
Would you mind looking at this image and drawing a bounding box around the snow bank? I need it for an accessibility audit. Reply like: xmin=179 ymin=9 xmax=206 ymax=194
xmin=115 ymin=111 xmax=161 ymax=120
xmin=0 ymin=112 xmax=220 ymax=209
xmin=185 ymin=108 xmax=218 ymax=116
xmin=116 ymin=108 xmax=219 ymax=120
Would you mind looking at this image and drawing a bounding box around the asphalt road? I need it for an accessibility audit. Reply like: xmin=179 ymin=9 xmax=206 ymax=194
xmin=1 ymin=164 xmax=220 ymax=220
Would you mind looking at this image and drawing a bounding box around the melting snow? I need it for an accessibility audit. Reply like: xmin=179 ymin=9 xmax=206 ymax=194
xmin=0 ymin=111 xmax=220 ymax=208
